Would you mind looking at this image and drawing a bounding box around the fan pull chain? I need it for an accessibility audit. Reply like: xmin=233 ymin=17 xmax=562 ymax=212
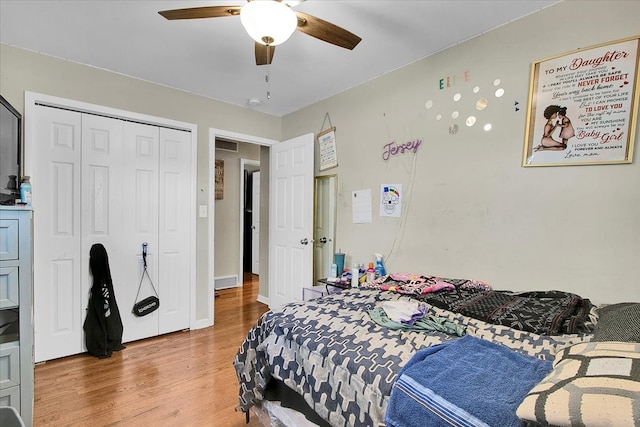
xmin=265 ymin=71 xmax=271 ymax=100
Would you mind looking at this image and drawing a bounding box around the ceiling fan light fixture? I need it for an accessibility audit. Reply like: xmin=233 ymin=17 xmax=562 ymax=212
xmin=240 ymin=1 xmax=297 ymax=46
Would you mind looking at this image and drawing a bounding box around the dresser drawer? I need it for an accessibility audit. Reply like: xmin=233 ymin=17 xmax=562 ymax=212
xmin=0 ymin=341 xmax=20 ymax=389
xmin=0 ymin=266 xmax=19 ymax=309
xmin=0 ymin=384 xmax=20 ymax=412
xmin=0 ymin=219 xmax=19 ymax=261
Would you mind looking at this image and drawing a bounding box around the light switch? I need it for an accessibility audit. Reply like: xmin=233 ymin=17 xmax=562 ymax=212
xmin=199 ymin=205 xmax=208 ymax=218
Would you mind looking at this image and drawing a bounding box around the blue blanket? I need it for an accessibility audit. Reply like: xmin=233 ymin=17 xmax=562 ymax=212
xmin=384 ymin=335 xmax=552 ymax=427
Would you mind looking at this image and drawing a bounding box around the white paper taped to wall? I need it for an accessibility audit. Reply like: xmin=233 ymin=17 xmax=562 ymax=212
xmin=352 ymin=189 xmax=372 ymax=223
xmin=380 ymin=184 xmax=402 ymax=218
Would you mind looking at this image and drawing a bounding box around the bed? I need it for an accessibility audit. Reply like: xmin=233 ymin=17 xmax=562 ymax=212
xmin=234 ymin=273 xmax=640 ymax=427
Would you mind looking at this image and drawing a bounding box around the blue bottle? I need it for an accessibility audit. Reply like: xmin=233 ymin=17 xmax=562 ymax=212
xmin=374 ymin=253 xmax=386 ymax=277
xmin=20 ymin=176 xmax=32 ymax=206
xmin=330 ymin=263 xmax=338 ymax=278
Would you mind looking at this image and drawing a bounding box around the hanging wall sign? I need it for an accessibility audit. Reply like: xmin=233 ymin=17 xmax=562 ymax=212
xmin=318 ymin=126 xmax=338 ymax=171
xmin=523 ymin=36 xmax=640 ymax=167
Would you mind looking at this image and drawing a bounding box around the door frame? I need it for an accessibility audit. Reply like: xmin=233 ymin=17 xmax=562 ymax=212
xmin=24 ymin=91 xmax=201 ymax=330
xmin=239 ymin=159 xmax=260 ymax=282
xmin=208 ymin=129 xmax=276 ymax=318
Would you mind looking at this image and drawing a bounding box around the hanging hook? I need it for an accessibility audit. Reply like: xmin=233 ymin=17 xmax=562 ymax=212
xmin=142 ymin=242 xmax=148 ymax=268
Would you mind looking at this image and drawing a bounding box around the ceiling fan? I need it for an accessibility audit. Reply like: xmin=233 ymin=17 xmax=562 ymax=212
xmin=159 ymin=0 xmax=361 ymax=66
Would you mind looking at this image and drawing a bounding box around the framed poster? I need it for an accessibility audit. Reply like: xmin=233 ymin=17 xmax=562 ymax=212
xmin=523 ymin=36 xmax=640 ymax=167
xmin=318 ymin=127 xmax=338 ymax=171
xmin=215 ymin=159 xmax=224 ymax=200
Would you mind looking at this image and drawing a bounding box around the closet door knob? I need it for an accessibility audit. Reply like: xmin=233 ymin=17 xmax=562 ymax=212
xmin=300 ymin=238 xmax=309 ymax=245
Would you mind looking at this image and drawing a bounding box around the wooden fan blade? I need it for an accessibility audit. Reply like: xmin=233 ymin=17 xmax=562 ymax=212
xmin=294 ymin=11 xmax=361 ymax=50
xmin=158 ymin=6 xmax=241 ymax=20
xmin=255 ymin=43 xmax=275 ymax=66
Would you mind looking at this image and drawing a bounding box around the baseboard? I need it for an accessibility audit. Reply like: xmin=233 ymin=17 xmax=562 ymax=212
xmin=256 ymin=294 xmax=269 ymax=306
xmin=191 ymin=318 xmax=213 ymax=330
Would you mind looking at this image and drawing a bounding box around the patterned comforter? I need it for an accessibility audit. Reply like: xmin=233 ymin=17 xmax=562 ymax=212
xmin=234 ymin=287 xmax=592 ymax=427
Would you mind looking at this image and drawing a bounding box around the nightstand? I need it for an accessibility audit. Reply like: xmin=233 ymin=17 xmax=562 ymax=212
xmin=302 ymin=279 xmax=349 ymax=301
xmin=319 ymin=278 xmax=351 ymax=294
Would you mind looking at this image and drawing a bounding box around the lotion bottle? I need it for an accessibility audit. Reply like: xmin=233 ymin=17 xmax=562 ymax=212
xmin=366 ymin=262 xmax=376 ymax=282
xmin=351 ymin=264 xmax=359 ymax=288
xmin=330 ymin=263 xmax=337 ymax=279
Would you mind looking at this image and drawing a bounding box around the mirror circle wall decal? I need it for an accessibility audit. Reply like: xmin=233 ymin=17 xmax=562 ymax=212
xmin=476 ymin=98 xmax=488 ymax=110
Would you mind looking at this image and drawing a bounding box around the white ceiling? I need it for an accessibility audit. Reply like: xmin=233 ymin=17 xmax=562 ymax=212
xmin=0 ymin=0 xmax=559 ymax=117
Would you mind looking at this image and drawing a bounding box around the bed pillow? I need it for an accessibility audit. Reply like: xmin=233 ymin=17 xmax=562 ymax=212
xmin=516 ymin=341 xmax=640 ymax=426
xmin=592 ymin=302 xmax=640 ymax=342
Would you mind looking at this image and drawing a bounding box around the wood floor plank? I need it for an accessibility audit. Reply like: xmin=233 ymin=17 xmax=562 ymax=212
xmin=33 ymin=274 xmax=269 ymax=427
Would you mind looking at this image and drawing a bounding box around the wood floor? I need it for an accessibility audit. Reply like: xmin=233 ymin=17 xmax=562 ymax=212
xmin=33 ymin=274 xmax=269 ymax=427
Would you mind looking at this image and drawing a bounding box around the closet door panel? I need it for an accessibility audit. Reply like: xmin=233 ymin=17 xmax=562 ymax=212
xmin=33 ymin=106 xmax=83 ymax=363
xmin=158 ymin=128 xmax=191 ymax=334
xmin=81 ymin=114 xmax=124 ymax=352
xmin=121 ymin=122 xmax=160 ymax=342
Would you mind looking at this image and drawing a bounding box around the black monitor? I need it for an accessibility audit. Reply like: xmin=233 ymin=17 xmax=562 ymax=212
xmin=0 ymin=95 xmax=21 ymax=205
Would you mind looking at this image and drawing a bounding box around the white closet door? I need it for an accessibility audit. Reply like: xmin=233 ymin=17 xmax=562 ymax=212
xmin=80 ymin=114 xmax=124 ymax=353
xmin=158 ymin=127 xmax=191 ymax=334
xmin=33 ymin=106 xmax=83 ymax=363
xmin=120 ymin=122 xmax=160 ymax=342
xmin=31 ymin=101 xmax=194 ymax=361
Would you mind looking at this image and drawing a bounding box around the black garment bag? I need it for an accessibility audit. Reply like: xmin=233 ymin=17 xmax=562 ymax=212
xmin=133 ymin=242 xmax=160 ymax=317
xmin=83 ymin=243 xmax=125 ymax=358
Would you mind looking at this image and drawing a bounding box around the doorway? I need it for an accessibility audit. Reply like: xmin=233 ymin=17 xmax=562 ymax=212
xmin=208 ymin=129 xmax=276 ymax=321
xmin=240 ymin=160 xmax=260 ymax=281
xmin=208 ymin=129 xmax=314 ymax=316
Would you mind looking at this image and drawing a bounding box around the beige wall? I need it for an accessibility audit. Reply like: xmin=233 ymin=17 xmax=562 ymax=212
xmin=0 ymin=44 xmax=281 ymax=321
xmin=213 ymin=142 xmax=260 ymax=280
xmin=282 ymin=0 xmax=640 ymax=304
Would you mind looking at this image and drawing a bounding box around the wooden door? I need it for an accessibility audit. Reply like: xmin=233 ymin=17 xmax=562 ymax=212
xmin=268 ymin=133 xmax=314 ymax=309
